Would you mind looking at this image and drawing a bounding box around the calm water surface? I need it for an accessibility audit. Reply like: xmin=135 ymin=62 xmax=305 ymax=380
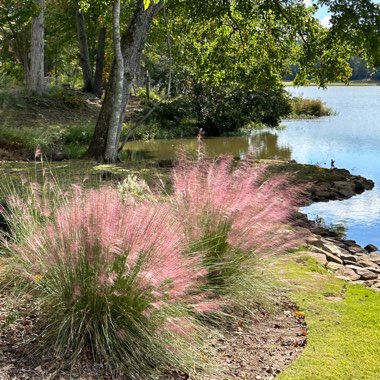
xmin=124 ymin=86 xmax=380 ymax=247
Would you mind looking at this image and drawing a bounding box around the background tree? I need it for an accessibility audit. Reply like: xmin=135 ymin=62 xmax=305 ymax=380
xmin=73 ymin=0 xmax=111 ymax=95
xmin=28 ymin=0 xmax=45 ymax=95
xmin=74 ymin=0 xmax=93 ymax=92
xmin=0 ymin=0 xmax=39 ymax=84
xmin=85 ymin=0 xmax=163 ymax=162
xmin=104 ymin=0 xmax=124 ymax=162
xmin=85 ymin=0 xmax=379 ymax=162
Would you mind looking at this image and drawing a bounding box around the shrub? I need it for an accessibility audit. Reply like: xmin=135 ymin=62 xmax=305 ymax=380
xmin=171 ymin=155 xmax=304 ymax=295
xmin=2 ymin=185 xmax=214 ymax=377
xmin=143 ymin=86 xmax=291 ymax=138
xmin=290 ymin=97 xmax=333 ymax=118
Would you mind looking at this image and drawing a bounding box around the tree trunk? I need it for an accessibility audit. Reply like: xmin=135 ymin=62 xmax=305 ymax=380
xmin=28 ymin=0 xmax=45 ymax=95
xmin=93 ymin=27 xmax=107 ymax=97
xmin=74 ymin=0 xmax=93 ymax=92
xmin=85 ymin=0 xmax=163 ymax=162
xmin=104 ymin=0 xmax=124 ymax=163
xmin=163 ymin=4 xmax=172 ymax=97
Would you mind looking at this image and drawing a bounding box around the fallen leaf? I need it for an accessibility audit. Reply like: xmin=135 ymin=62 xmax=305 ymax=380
xmin=294 ymin=311 xmax=305 ymax=318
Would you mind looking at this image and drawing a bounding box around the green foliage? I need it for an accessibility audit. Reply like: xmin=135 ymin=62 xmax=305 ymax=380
xmin=117 ymin=174 xmax=153 ymax=201
xmin=290 ymin=97 xmax=334 ymax=118
xmin=144 ymin=85 xmax=291 ymax=137
xmin=319 ymin=0 xmax=380 ymax=67
xmin=188 ymin=217 xmax=246 ymax=293
xmin=31 ymin=89 xmax=88 ymax=109
xmin=136 ymin=87 xmax=162 ymax=105
xmin=0 ymin=122 xmax=94 ymax=160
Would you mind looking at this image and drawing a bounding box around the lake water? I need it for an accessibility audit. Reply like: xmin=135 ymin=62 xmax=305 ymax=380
xmin=124 ymin=86 xmax=380 ymax=247
xmin=283 ymin=86 xmax=380 ymax=248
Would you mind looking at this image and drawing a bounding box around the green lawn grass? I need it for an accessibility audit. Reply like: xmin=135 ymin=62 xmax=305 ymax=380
xmin=268 ymin=253 xmax=380 ymax=380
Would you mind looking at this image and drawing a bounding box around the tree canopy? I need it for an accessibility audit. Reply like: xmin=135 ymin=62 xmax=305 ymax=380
xmin=0 ymin=0 xmax=379 ymax=160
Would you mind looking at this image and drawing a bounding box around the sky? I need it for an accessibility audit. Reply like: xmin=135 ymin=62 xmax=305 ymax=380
xmin=304 ymin=0 xmax=380 ymax=28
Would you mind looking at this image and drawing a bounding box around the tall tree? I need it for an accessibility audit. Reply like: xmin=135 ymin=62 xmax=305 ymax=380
xmin=85 ymin=0 xmax=380 ymax=162
xmin=86 ymin=0 xmax=162 ymax=162
xmin=93 ymin=26 xmax=107 ymax=96
xmin=28 ymin=0 xmax=45 ymax=95
xmin=104 ymin=0 xmax=123 ymax=162
xmin=74 ymin=0 xmax=94 ymax=92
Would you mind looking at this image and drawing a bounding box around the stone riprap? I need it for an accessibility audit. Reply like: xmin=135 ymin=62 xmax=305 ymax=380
xmin=309 ymin=169 xmax=374 ymax=203
xmin=307 ymin=236 xmax=380 ymax=291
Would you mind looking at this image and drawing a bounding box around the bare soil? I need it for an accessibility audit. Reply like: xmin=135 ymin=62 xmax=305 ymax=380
xmin=0 ymin=293 xmax=306 ymax=380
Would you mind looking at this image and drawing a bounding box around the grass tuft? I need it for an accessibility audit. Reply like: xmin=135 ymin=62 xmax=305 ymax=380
xmin=290 ymin=97 xmax=334 ymax=118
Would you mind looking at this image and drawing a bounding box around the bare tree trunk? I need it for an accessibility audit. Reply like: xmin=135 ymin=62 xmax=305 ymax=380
xmin=104 ymin=0 xmax=124 ymax=163
xmin=74 ymin=0 xmax=93 ymax=92
xmin=163 ymin=4 xmax=172 ymax=97
xmin=85 ymin=0 xmax=163 ymax=162
xmin=93 ymin=27 xmax=106 ymax=97
xmin=28 ymin=0 xmax=45 ymax=95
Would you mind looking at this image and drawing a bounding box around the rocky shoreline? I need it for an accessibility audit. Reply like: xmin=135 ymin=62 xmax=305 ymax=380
xmin=307 ymin=167 xmax=374 ymax=204
xmin=299 ymin=166 xmax=380 ymax=291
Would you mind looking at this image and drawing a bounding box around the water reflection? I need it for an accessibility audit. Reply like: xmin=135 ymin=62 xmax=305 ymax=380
xmin=122 ymin=130 xmax=291 ymax=161
xmin=287 ymin=86 xmax=380 ymax=247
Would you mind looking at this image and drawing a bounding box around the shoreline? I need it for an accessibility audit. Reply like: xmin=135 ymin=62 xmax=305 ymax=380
xmin=293 ymin=164 xmax=380 ymax=290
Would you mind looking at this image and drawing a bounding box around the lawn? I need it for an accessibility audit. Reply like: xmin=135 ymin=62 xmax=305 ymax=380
xmin=270 ymin=253 xmax=380 ymax=380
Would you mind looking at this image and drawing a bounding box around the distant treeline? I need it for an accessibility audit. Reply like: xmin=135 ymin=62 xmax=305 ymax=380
xmin=285 ymin=56 xmax=380 ymax=82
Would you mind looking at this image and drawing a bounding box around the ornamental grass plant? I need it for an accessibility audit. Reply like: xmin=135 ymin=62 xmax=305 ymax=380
xmin=0 ymin=155 xmax=305 ymax=378
xmin=0 ymin=184 xmax=216 ymax=378
xmin=171 ymin=155 xmax=304 ymax=298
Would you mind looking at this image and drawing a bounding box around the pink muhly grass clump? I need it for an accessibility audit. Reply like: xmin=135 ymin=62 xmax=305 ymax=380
xmin=171 ymin=156 xmax=305 ymax=289
xmin=9 ymin=186 xmax=215 ymax=374
xmin=18 ymin=187 xmax=200 ymax=299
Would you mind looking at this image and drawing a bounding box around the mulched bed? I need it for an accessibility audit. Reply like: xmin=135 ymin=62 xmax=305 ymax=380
xmin=0 ymin=292 xmax=306 ymax=380
xmin=208 ymin=295 xmax=307 ymax=380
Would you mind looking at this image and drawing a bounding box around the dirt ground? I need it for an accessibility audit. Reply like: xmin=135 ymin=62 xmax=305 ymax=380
xmin=0 ymin=292 xmax=306 ymax=380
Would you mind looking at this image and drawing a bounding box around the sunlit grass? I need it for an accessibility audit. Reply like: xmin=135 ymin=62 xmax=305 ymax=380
xmin=268 ymin=252 xmax=380 ymax=380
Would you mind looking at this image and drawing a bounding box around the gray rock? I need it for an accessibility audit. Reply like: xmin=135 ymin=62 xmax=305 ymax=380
xmin=333 ymin=181 xmax=350 ymax=188
xmin=346 ymin=264 xmax=365 ymax=271
xmin=306 ymin=236 xmax=320 ymax=245
xmin=356 ymin=269 xmax=378 ymax=281
xmin=313 ymin=239 xmax=344 ymax=258
xmin=326 ymin=262 xmax=344 ymax=271
xmin=335 ymin=267 xmax=361 ymax=281
xmin=344 ymin=240 xmax=358 ymax=246
xmin=314 ymin=191 xmax=333 ymax=199
xmin=353 ymin=181 xmax=364 ymax=193
xmin=368 ymin=253 xmax=380 ymax=265
xmin=364 ymin=244 xmax=378 ymax=253
xmin=347 ymin=246 xmax=366 ymax=255
xmin=308 ymin=251 xmax=328 ymax=265
xmin=325 ymin=251 xmax=344 ymax=264
xmin=357 ymin=258 xmax=379 ymax=268
xmin=340 ymin=254 xmax=357 ymax=264
xmin=367 ymin=267 xmax=380 ymax=275
xmin=338 ymin=188 xmax=355 ymax=198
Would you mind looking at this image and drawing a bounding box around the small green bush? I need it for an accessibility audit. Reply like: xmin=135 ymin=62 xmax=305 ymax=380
xmin=290 ymin=97 xmax=333 ymax=118
xmin=141 ymin=86 xmax=291 ymax=138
